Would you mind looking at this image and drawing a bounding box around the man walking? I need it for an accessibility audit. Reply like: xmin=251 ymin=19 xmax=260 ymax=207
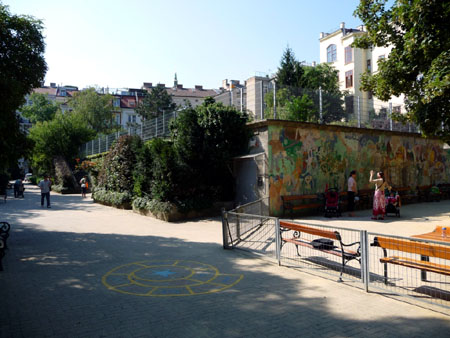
xmin=38 ymin=175 xmax=52 ymax=208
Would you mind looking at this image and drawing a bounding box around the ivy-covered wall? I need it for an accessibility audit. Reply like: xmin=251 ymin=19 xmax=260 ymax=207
xmin=259 ymin=121 xmax=450 ymax=216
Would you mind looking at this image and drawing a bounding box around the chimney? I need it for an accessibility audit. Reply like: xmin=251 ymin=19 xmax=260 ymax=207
xmin=157 ymin=83 xmax=165 ymax=88
xmin=340 ymin=22 xmax=345 ymax=29
xmin=195 ymin=85 xmax=203 ymax=90
xmin=177 ymin=84 xmax=183 ymax=89
xmin=320 ymin=32 xmax=324 ymax=39
xmin=50 ymin=82 xmax=56 ymax=88
xmin=143 ymin=82 xmax=152 ymax=88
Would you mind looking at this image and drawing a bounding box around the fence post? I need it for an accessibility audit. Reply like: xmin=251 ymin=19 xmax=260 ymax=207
xmin=221 ymin=208 xmax=231 ymax=249
xmin=275 ymin=218 xmax=281 ymax=266
xmin=273 ymin=81 xmax=276 ymax=119
xmin=357 ymin=96 xmax=361 ymax=128
xmin=360 ymin=230 xmax=370 ymax=292
xmin=389 ymin=102 xmax=393 ymax=131
xmin=260 ymin=82 xmax=264 ymax=120
xmin=319 ymin=86 xmax=323 ymax=123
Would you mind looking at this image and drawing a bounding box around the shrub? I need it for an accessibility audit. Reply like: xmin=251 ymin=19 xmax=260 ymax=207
xmin=92 ymin=188 xmax=132 ymax=209
xmin=132 ymin=196 xmax=173 ymax=214
xmin=97 ymin=135 xmax=141 ymax=193
xmin=147 ymin=138 xmax=178 ymax=202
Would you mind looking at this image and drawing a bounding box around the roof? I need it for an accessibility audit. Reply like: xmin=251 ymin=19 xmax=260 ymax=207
xmin=33 ymin=87 xmax=57 ymax=96
xmin=146 ymin=87 xmax=219 ymax=99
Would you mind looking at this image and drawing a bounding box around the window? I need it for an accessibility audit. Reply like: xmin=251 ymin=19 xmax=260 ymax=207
xmin=113 ymin=98 xmax=120 ymax=107
xmin=345 ymin=70 xmax=353 ymax=88
xmin=128 ymin=115 xmax=136 ymax=123
xmin=345 ymin=46 xmax=353 ymax=64
xmin=327 ymin=44 xmax=337 ymax=62
xmin=377 ymin=54 xmax=385 ymax=65
xmin=367 ymin=59 xmax=371 ymax=73
xmin=129 ymin=100 xmax=135 ymax=107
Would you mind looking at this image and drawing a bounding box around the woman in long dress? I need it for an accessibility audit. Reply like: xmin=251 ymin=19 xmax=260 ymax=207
xmin=369 ymin=170 xmax=389 ymax=220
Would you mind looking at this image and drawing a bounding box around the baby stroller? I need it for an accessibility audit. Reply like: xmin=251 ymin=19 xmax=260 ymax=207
xmin=324 ymin=187 xmax=341 ymax=217
xmin=385 ymin=190 xmax=400 ymax=217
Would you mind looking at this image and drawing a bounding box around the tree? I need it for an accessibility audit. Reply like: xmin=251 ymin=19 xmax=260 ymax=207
xmin=68 ymin=88 xmax=115 ymax=134
xmin=353 ymin=0 xmax=450 ymax=142
xmin=0 ymin=4 xmax=47 ymax=172
xmin=275 ymin=47 xmax=304 ymax=88
xmin=28 ymin=113 xmax=95 ymax=174
xmin=20 ymin=92 xmax=58 ymax=123
xmin=171 ymin=98 xmax=250 ymax=201
xmin=136 ymin=86 xmax=176 ymax=119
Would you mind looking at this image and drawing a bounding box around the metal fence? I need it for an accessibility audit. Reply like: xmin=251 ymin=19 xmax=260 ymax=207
xmin=234 ymin=81 xmax=420 ymax=133
xmin=222 ymin=208 xmax=450 ymax=312
xmin=80 ymin=111 xmax=177 ymax=157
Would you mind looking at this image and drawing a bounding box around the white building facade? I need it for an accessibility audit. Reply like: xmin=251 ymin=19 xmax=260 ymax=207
xmin=319 ymin=22 xmax=405 ymax=122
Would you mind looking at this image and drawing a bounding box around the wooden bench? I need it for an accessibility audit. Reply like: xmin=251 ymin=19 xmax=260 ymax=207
xmin=281 ymin=194 xmax=323 ymax=218
xmin=395 ymin=186 xmax=416 ymax=205
xmin=357 ymin=189 xmax=373 ymax=210
xmin=371 ymin=236 xmax=450 ymax=284
xmin=279 ymin=220 xmax=361 ymax=281
xmin=416 ymin=185 xmax=432 ymax=202
xmin=0 ymin=221 xmax=11 ymax=271
xmin=438 ymin=183 xmax=450 ymax=199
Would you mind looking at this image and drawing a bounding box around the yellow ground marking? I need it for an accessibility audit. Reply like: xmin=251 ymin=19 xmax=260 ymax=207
xmin=102 ymin=260 xmax=244 ymax=297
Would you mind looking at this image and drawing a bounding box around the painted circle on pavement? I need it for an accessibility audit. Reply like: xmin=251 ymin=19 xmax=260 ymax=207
xmin=102 ymin=260 xmax=243 ymax=297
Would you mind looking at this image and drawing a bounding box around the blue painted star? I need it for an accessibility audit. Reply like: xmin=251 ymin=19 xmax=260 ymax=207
xmin=153 ymin=269 xmax=176 ymax=277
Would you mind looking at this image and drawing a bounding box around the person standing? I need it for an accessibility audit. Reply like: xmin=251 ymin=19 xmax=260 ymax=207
xmin=79 ymin=175 xmax=88 ymax=198
xmin=38 ymin=175 xmax=52 ymax=208
xmin=347 ymin=170 xmax=357 ymax=217
xmin=369 ymin=170 xmax=389 ymax=220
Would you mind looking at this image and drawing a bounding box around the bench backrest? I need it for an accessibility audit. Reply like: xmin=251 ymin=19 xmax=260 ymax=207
xmin=374 ymin=236 xmax=450 ymax=260
xmin=282 ymin=195 xmax=318 ymax=202
xmin=280 ymin=221 xmax=338 ymax=240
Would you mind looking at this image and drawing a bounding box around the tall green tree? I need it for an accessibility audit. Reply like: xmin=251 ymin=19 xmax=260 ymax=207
xmin=136 ymin=86 xmax=176 ymax=119
xmin=28 ymin=113 xmax=95 ymax=174
xmin=170 ymin=98 xmax=250 ymax=201
xmin=0 ymin=4 xmax=47 ymax=171
xmin=68 ymin=88 xmax=115 ymax=134
xmin=353 ymin=0 xmax=450 ymax=142
xmin=20 ymin=92 xmax=58 ymax=123
xmin=276 ymin=47 xmax=304 ymax=88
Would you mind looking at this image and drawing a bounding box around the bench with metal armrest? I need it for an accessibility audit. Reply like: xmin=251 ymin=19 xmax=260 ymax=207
xmin=279 ymin=220 xmax=361 ymax=281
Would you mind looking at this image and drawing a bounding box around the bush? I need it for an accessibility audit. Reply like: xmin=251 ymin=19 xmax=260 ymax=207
xmin=132 ymin=196 xmax=173 ymax=214
xmin=92 ymin=188 xmax=132 ymax=209
xmin=97 ymin=135 xmax=141 ymax=193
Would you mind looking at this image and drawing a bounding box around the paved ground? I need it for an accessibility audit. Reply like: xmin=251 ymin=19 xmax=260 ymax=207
xmin=0 ymin=184 xmax=449 ymax=338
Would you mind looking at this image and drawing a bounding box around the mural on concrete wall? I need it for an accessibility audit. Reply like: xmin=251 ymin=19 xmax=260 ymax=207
xmin=268 ymin=124 xmax=450 ymax=215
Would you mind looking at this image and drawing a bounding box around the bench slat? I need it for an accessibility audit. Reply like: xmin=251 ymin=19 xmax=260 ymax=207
xmin=280 ymin=221 xmax=338 ymax=240
xmin=380 ymin=256 xmax=450 ymax=276
xmin=376 ymin=236 xmax=450 ymax=260
xmin=291 ymin=203 xmax=322 ymax=210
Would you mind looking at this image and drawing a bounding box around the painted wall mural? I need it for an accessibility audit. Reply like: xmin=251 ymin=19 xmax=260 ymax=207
xmin=268 ymin=124 xmax=450 ymax=216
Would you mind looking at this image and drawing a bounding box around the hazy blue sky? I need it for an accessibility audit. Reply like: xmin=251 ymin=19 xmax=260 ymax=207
xmin=6 ymin=0 xmax=365 ymax=90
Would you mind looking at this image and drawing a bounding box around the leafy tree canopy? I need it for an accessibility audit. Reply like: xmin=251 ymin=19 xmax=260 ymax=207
xmin=68 ymin=88 xmax=115 ymax=134
xmin=353 ymin=0 xmax=450 ymax=142
xmin=0 ymin=4 xmax=47 ymax=171
xmin=136 ymin=85 xmax=176 ymax=119
xmin=28 ymin=112 xmax=95 ymax=175
xmin=170 ymin=98 xmax=250 ymax=200
xmin=20 ymin=92 xmax=58 ymax=123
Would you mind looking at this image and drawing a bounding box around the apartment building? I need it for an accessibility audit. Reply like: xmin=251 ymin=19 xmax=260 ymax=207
xmin=319 ymin=22 xmax=404 ymax=120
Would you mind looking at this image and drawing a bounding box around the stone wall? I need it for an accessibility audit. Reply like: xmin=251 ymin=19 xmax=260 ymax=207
xmin=248 ymin=120 xmax=450 ymax=216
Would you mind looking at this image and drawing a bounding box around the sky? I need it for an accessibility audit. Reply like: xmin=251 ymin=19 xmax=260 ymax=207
xmin=5 ymin=0 xmax=365 ymax=90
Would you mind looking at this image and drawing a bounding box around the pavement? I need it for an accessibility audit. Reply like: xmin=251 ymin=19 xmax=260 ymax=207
xmin=0 ymin=183 xmax=450 ymax=338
